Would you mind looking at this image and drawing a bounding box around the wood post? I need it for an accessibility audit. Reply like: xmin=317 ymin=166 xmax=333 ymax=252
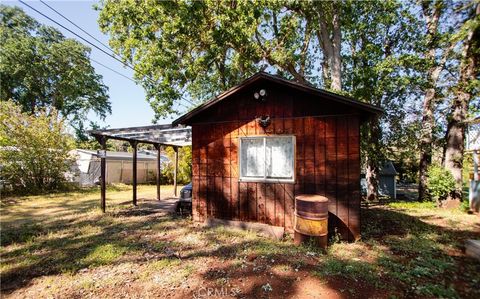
xmin=130 ymin=141 xmax=138 ymax=206
xmin=155 ymin=144 xmax=161 ymax=200
xmin=173 ymin=146 xmax=178 ymax=197
xmin=94 ymin=135 xmax=107 ymax=213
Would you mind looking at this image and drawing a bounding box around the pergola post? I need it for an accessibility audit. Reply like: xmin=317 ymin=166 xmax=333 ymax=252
xmin=173 ymin=146 xmax=178 ymax=197
xmin=130 ymin=141 xmax=138 ymax=206
xmin=155 ymin=144 xmax=161 ymax=200
xmin=95 ymin=135 xmax=107 ymax=213
xmin=89 ymin=125 xmax=192 ymax=206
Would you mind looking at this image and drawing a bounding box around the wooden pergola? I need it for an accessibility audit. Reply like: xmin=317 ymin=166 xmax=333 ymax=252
xmin=90 ymin=124 xmax=191 ymax=212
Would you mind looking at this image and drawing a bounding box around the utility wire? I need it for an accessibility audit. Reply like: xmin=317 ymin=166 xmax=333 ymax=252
xmin=19 ymin=0 xmax=195 ymax=107
xmin=91 ymin=57 xmax=190 ymax=111
xmin=39 ymin=0 xmax=113 ymax=54
xmin=19 ymin=0 xmax=133 ymax=70
xmin=90 ymin=58 xmax=136 ymax=83
xmin=38 ymin=1 xmax=135 ymax=83
xmin=90 ymin=57 xmax=190 ymax=112
xmin=39 ymin=0 xmax=195 ymax=107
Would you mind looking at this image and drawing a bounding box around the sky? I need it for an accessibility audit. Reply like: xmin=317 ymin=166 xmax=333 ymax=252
xmin=3 ymin=0 xmax=175 ymax=129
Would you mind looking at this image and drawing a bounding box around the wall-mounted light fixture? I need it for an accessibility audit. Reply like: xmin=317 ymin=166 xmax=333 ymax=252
xmin=258 ymin=115 xmax=271 ymax=128
xmin=253 ymin=89 xmax=267 ymax=101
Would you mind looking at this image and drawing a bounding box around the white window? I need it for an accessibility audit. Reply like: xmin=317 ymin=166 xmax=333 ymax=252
xmin=239 ymin=136 xmax=295 ymax=182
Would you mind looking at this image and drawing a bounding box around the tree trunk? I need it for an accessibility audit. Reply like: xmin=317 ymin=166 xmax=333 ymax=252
xmin=444 ymin=96 xmax=468 ymax=199
xmin=418 ymin=1 xmax=443 ymax=201
xmin=365 ymin=118 xmax=382 ymax=201
xmin=330 ymin=2 xmax=342 ymax=91
xmin=443 ymin=3 xmax=479 ymax=201
xmin=418 ymin=87 xmax=435 ymax=201
xmin=321 ymin=58 xmax=331 ymax=88
xmin=315 ymin=0 xmax=341 ymax=91
xmin=366 ymin=155 xmax=380 ymax=201
xmin=31 ymin=97 xmax=36 ymax=114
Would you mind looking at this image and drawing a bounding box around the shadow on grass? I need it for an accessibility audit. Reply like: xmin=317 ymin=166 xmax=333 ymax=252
xmin=0 ymin=211 xmax=179 ymax=292
xmin=0 ymin=192 xmax=181 ymax=292
xmin=1 ymin=200 xmax=479 ymax=298
xmin=189 ymin=206 xmax=480 ymax=299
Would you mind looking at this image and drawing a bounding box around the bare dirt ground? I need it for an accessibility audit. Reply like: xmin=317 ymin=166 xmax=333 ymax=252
xmin=1 ymin=185 xmax=479 ymax=298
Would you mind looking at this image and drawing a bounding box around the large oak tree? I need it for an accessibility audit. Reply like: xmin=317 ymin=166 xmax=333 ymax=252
xmin=0 ymin=5 xmax=111 ymax=139
xmin=98 ymin=0 xmax=423 ymax=200
xmin=443 ymin=1 xmax=479 ymax=201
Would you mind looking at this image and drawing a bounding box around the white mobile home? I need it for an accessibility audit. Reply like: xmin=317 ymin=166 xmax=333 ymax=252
xmin=70 ymin=149 xmax=169 ymax=186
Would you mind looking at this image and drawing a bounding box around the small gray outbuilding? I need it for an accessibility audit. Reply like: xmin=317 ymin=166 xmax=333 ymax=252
xmin=361 ymin=161 xmax=398 ymax=199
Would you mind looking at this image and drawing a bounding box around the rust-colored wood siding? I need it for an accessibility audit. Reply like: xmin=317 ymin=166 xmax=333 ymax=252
xmin=191 ymin=81 xmax=361 ymax=241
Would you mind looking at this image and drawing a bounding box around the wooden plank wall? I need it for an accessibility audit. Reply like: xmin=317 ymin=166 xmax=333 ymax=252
xmin=191 ymin=114 xmax=361 ymax=241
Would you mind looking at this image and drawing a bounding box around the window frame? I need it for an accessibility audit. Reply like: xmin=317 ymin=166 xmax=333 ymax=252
xmin=238 ymin=135 xmax=296 ymax=183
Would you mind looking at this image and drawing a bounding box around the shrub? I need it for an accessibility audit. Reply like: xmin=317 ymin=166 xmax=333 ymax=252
xmin=161 ymin=146 xmax=191 ymax=184
xmin=427 ymin=165 xmax=456 ymax=203
xmin=0 ymin=101 xmax=75 ymax=194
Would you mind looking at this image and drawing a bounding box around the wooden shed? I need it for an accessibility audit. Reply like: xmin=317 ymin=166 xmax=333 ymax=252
xmin=173 ymin=72 xmax=382 ymax=241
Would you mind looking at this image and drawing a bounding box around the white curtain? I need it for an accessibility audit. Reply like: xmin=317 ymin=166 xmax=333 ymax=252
xmin=266 ymin=137 xmax=293 ymax=179
xmin=241 ymin=138 xmax=264 ymax=177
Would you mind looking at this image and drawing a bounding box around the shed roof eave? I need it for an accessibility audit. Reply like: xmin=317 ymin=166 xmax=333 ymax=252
xmin=173 ymin=72 xmax=383 ymax=126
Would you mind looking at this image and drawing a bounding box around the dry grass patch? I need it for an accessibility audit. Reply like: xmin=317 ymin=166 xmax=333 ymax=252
xmin=1 ymin=188 xmax=479 ymax=298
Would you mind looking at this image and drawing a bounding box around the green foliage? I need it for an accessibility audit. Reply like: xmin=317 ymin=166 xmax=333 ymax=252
xmin=96 ymin=0 xmax=425 ymax=193
xmin=97 ymin=0 xmax=262 ymax=118
xmin=161 ymin=146 xmax=192 ymax=184
xmin=97 ymin=1 xmax=418 ymax=118
xmin=462 ymin=154 xmax=473 ymax=185
xmin=0 ymin=101 xmax=75 ymax=194
xmin=378 ymin=254 xmax=458 ymax=298
xmin=427 ymin=165 xmax=456 ymax=201
xmin=343 ymin=1 xmax=426 ymax=190
xmin=0 ymin=5 xmax=110 ymax=139
xmin=142 ymin=258 xmax=181 ymax=278
xmin=95 ymin=0 xmax=477 ymax=194
xmin=459 ymin=192 xmax=470 ymax=212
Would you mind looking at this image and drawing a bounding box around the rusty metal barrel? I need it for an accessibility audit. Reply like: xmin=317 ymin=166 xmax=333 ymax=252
xmin=294 ymin=194 xmax=329 ymax=250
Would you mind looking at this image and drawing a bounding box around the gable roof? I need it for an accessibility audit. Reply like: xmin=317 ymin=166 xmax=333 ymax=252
xmin=379 ymin=161 xmax=398 ymax=176
xmin=361 ymin=161 xmax=397 ymax=176
xmin=173 ymin=72 xmax=383 ymax=126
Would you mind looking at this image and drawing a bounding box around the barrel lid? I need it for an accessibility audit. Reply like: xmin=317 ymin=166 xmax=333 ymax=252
xmin=296 ymin=194 xmax=329 ymax=202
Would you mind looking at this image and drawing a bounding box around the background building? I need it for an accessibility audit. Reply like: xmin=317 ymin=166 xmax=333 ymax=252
xmin=69 ymin=149 xmax=169 ymax=186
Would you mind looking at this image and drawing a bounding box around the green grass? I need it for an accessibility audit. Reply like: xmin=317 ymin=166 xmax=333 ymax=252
xmin=314 ymin=257 xmax=378 ymax=284
xmin=82 ymin=244 xmax=128 ymax=267
xmin=148 ymin=258 xmax=181 ymax=270
xmin=360 ymin=202 xmax=479 ymax=298
xmin=139 ymin=258 xmax=182 ymax=281
xmin=387 ymin=201 xmax=437 ymax=209
xmin=0 ymin=185 xmax=182 ymax=286
xmin=1 ymin=185 xmax=479 ymax=298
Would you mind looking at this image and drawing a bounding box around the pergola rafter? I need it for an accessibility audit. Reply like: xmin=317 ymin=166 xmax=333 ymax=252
xmin=90 ymin=124 xmax=192 ymax=212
